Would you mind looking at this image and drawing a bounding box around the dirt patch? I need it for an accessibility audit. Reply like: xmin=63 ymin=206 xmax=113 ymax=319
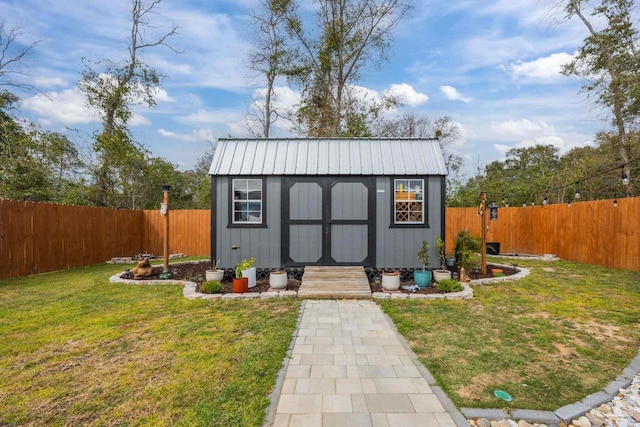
xmin=457 ymin=370 xmax=524 ymax=401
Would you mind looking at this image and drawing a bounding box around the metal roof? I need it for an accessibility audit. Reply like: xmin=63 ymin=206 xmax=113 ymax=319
xmin=209 ymin=138 xmax=448 ymax=176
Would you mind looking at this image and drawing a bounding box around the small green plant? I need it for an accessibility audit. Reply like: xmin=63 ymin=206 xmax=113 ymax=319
xmin=454 ymin=230 xmax=481 ymax=272
xmin=202 ymin=280 xmax=223 ymax=294
xmin=436 ymin=237 xmax=446 ymax=270
xmin=417 ymin=240 xmax=430 ymax=271
xmin=235 ymin=258 xmax=255 ymax=278
xmin=437 ymin=278 xmax=464 ymax=293
xmin=493 ymin=272 xmax=505 ymax=277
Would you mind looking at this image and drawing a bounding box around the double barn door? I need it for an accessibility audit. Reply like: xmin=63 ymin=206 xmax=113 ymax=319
xmin=282 ymin=177 xmax=375 ymax=266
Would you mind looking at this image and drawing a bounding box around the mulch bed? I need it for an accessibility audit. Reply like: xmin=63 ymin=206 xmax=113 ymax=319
xmin=120 ymin=261 xmax=517 ymax=295
xmin=120 ymin=261 xmax=301 ymax=293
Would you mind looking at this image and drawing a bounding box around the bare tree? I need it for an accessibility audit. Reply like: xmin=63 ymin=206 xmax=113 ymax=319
xmin=287 ymin=0 xmax=412 ymax=136
xmin=247 ymin=0 xmax=295 ymax=138
xmin=79 ymin=0 xmax=180 ymax=206
xmin=0 ymin=21 xmax=40 ymax=105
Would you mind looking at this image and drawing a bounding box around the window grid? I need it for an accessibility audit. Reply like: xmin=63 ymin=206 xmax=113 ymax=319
xmin=232 ymin=179 xmax=263 ymax=224
xmin=394 ymin=179 xmax=424 ymax=224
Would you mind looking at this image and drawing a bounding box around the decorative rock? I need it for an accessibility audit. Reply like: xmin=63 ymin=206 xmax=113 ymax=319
xmin=586 ymin=411 xmax=604 ymax=427
xmin=497 ymin=420 xmax=510 ymax=427
xmin=571 ymin=416 xmax=590 ymax=427
xmin=476 ymin=418 xmax=491 ymax=427
xmin=517 ymin=421 xmax=534 ymax=427
xmin=490 ymin=421 xmax=500 ymax=427
xmin=631 ymin=409 xmax=640 ymax=422
xmin=597 ymin=405 xmax=611 ymax=414
xmin=507 ymin=420 xmax=517 ymax=427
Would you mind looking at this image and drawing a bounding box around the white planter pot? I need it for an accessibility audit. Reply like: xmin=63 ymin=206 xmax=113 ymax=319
xmin=433 ymin=270 xmax=452 ymax=283
xmin=381 ymin=273 xmax=400 ymax=291
xmin=205 ymin=269 xmax=224 ymax=282
xmin=242 ymin=267 xmax=257 ymax=288
xmin=269 ymin=271 xmax=287 ymax=289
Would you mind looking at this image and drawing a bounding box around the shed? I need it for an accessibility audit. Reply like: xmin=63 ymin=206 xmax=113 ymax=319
xmin=209 ymin=137 xmax=447 ymax=271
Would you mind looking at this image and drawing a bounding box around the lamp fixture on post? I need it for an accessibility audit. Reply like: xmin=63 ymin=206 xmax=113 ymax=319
xmin=159 ymin=185 xmax=172 ymax=280
xmin=479 ymin=191 xmax=492 ymax=275
xmin=489 ymin=202 xmax=498 ymax=221
xmin=622 ymin=171 xmax=630 ymax=185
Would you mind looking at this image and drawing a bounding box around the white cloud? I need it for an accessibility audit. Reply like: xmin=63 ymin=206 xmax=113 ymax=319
xmin=490 ymin=119 xmax=555 ymax=138
xmin=21 ymin=87 xmax=96 ymax=125
xmin=158 ymin=128 xmax=215 ymax=142
xmin=503 ymin=52 xmax=575 ymax=81
xmin=385 ymin=83 xmax=429 ymax=107
xmin=439 ymin=85 xmax=472 ymax=103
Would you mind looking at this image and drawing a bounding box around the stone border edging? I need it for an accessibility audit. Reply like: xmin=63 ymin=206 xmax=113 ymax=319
xmin=372 ymin=283 xmax=474 ymax=300
xmin=108 ymin=261 xmax=297 ymax=300
xmin=468 ymin=263 xmax=530 ymax=285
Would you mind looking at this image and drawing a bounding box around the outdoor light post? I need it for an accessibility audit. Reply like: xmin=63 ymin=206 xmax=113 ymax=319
xmin=159 ymin=185 xmax=172 ymax=279
xmin=479 ymin=191 xmax=498 ymax=275
xmin=479 ymin=191 xmax=488 ymax=275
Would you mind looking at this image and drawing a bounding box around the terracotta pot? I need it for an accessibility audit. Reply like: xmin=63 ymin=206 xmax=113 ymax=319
xmin=233 ymin=277 xmax=248 ymax=293
xmin=492 ymin=268 xmax=503 ymax=275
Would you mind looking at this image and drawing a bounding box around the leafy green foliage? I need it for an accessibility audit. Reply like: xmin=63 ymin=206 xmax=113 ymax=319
xmin=454 ymin=230 xmax=481 ymax=271
xmin=202 ymin=281 xmax=223 ymax=294
xmin=417 ymin=240 xmax=430 ymax=270
xmin=436 ymin=278 xmax=463 ymax=293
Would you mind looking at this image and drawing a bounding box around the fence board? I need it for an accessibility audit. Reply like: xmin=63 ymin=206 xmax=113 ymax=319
xmin=1 ymin=198 xmax=638 ymax=280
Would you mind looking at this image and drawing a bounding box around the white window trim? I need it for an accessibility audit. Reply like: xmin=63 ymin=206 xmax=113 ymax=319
xmin=232 ymin=179 xmax=263 ymax=224
xmin=393 ymin=178 xmax=425 ymax=225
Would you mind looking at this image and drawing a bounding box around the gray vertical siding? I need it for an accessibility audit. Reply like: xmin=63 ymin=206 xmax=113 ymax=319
xmin=215 ymin=177 xmax=282 ymax=268
xmin=375 ymin=176 xmax=443 ymax=268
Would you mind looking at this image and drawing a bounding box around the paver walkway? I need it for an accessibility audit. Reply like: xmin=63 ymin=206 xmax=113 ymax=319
xmin=268 ymin=300 xmax=461 ymax=427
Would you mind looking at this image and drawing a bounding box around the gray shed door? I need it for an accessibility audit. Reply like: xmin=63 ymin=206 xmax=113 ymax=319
xmin=282 ymin=177 xmax=375 ymax=267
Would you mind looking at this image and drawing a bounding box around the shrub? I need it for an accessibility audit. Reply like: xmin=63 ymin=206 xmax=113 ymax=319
xmin=202 ymin=280 xmax=223 ymax=294
xmin=437 ymin=278 xmax=463 ymax=293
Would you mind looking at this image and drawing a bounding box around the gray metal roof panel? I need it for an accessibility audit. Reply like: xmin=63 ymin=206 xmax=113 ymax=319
xmin=209 ymin=138 xmax=447 ymax=176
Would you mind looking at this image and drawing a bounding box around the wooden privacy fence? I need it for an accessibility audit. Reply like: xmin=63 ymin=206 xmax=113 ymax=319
xmin=445 ymin=197 xmax=640 ymax=271
xmin=1 ymin=198 xmax=638 ymax=279
xmin=0 ymin=199 xmax=210 ymax=280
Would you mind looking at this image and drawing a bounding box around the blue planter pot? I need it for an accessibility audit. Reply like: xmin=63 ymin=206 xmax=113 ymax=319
xmin=414 ymin=270 xmax=432 ymax=288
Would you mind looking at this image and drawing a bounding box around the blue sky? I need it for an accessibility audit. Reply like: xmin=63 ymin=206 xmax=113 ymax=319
xmin=1 ymin=0 xmax=607 ymax=174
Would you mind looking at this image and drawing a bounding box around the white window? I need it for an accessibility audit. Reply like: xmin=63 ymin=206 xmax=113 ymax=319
xmin=394 ymin=179 xmax=424 ymax=224
xmin=232 ymin=179 xmax=263 ymax=224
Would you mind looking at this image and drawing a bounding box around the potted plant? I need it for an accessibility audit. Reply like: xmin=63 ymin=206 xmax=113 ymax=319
xmin=381 ymin=270 xmax=400 ymax=291
xmin=414 ymin=240 xmax=432 ymax=288
xmin=233 ymin=259 xmax=253 ymax=293
xmin=205 ymin=259 xmax=224 ymax=282
xmin=445 ymin=253 xmax=456 ymax=268
xmin=269 ymin=269 xmax=287 ymax=289
xmin=433 ymin=237 xmax=452 ymax=283
xmin=241 ymin=257 xmax=257 ymax=288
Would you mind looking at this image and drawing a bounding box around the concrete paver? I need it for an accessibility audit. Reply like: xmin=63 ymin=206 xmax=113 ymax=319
xmin=266 ymin=300 xmax=462 ymax=426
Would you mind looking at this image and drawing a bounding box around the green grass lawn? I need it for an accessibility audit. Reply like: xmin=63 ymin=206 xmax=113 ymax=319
xmin=379 ymin=258 xmax=640 ymax=410
xmin=0 ymin=261 xmax=301 ymax=426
